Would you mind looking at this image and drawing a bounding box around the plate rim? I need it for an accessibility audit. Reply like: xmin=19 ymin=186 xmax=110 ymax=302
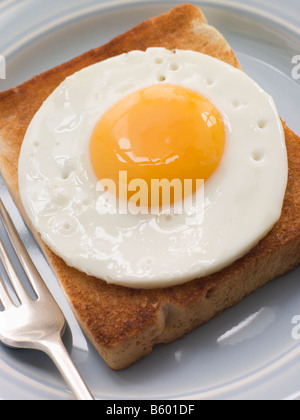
xmin=2 ymin=0 xmax=300 ymax=61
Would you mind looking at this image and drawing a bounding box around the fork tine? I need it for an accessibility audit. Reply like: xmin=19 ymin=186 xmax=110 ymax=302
xmin=0 ymin=199 xmax=48 ymax=299
xmin=0 ymin=275 xmax=15 ymax=310
xmin=0 ymin=237 xmax=31 ymax=304
xmin=0 ymin=200 xmax=95 ymax=400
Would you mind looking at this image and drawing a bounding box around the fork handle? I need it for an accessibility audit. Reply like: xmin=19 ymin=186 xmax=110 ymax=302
xmin=38 ymin=333 xmax=95 ymax=400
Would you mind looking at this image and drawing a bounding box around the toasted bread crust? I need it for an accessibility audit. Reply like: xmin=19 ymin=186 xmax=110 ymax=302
xmin=0 ymin=4 xmax=299 ymax=370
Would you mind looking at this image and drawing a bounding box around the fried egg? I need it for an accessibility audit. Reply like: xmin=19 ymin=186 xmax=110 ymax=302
xmin=18 ymin=48 xmax=288 ymax=288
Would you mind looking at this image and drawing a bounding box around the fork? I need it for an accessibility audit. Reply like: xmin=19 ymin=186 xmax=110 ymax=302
xmin=0 ymin=199 xmax=94 ymax=400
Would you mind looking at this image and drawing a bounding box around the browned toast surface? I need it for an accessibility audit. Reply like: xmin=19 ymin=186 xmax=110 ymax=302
xmin=0 ymin=4 xmax=299 ymax=370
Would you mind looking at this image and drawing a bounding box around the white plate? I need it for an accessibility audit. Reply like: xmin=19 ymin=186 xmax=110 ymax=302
xmin=0 ymin=0 xmax=300 ymax=400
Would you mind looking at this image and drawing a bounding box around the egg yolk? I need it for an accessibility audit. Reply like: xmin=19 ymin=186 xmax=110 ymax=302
xmin=90 ymin=84 xmax=225 ymax=208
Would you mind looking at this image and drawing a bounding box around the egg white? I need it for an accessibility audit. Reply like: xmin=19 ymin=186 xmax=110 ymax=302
xmin=18 ymin=48 xmax=288 ymax=288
